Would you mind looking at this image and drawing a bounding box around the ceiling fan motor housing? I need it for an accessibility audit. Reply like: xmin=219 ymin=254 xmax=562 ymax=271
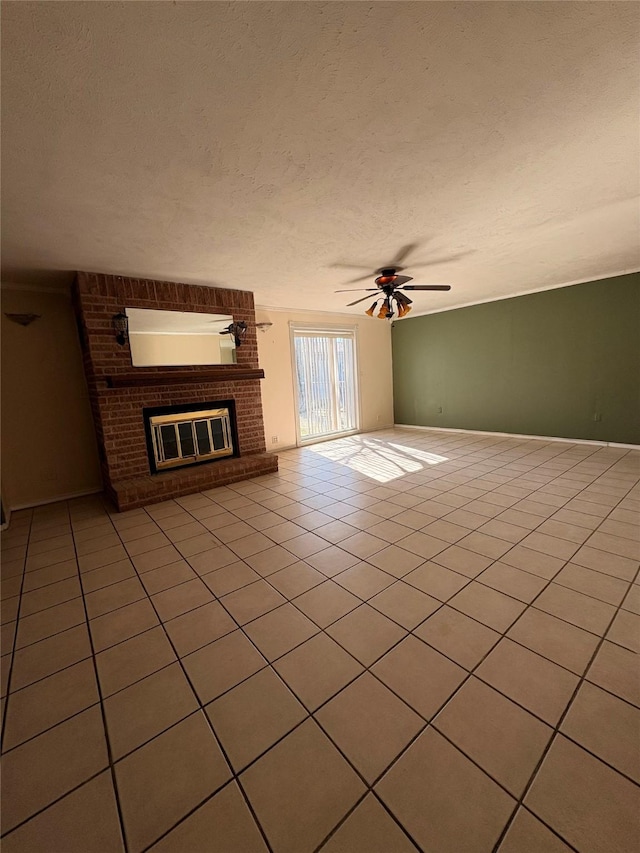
xmin=375 ymin=270 xmax=413 ymax=289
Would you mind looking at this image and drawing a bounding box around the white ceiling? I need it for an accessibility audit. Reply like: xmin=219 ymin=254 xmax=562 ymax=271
xmin=2 ymin=1 xmax=639 ymax=316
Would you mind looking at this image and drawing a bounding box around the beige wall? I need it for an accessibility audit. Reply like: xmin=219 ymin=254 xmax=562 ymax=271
xmin=1 ymin=287 xmax=101 ymax=508
xmin=256 ymin=308 xmax=394 ymax=451
xmin=0 ymin=292 xmax=394 ymax=507
xmin=129 ymin=332 xmax=235 ymax=366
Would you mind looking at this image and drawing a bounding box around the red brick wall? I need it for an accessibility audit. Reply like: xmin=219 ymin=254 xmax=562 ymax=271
xmin=73 ymin=272 xmax=273 ymax=503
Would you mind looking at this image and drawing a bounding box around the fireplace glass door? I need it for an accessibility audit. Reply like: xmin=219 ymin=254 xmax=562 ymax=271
xmin=150 ymin=407 xmax=233 ymax=471
xmin=292 ymin=327 xmax=359 ymax=443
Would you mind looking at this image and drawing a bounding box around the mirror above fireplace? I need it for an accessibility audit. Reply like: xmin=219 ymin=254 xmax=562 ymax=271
xmin=126 ymin=307 xmax=237 ymax=367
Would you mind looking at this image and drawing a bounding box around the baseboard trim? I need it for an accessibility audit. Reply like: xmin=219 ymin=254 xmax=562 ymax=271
xmin=607 ymin=442 xmax=640 ymax=450
xmin=394 ymin=424 xmax=640 ymax=450
xmin=282 ymin=424 xmax=396 ymax=453
xmin=6 ymin=487 xmax=103 ymax=513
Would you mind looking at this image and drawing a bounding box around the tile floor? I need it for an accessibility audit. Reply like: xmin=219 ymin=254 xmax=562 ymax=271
xmin=1 ymin=428 xmax=639 ymax=852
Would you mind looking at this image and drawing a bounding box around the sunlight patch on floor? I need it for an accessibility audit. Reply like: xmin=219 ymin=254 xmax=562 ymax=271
xmin=307 ymin=435 xmax=450 ymax=483
xmin=388 ymin=443 xmax=449 ymax=465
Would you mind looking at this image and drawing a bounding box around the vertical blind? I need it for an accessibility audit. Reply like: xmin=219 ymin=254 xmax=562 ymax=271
xmin=292 ymin=329 xmax=358 ymax=440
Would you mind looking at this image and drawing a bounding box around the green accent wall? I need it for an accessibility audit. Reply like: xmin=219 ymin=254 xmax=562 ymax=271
xmin=392 ymin=273 xmax=640 ymax=445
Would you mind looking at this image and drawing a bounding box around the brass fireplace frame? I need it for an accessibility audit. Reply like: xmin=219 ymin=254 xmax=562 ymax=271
xmin=149 ymin=407 xmax=234 ymax=471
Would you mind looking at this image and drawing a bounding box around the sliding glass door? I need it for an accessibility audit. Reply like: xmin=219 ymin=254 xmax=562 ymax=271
xmin=292 ymin=327 xmax=359 ymax=443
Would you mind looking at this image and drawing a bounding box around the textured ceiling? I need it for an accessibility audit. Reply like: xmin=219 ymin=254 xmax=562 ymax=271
xmin=2 ymin=1 xmax=639 ymax=315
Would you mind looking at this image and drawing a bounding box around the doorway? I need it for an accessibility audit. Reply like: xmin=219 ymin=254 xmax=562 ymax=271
xmin=291 ymin=326 xmax=359 ymax=444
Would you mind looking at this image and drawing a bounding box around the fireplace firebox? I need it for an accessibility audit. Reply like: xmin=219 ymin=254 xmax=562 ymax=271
xmin=143 ymin=400 xmax=239 ymax=474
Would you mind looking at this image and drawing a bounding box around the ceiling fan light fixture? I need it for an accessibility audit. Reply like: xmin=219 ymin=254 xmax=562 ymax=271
xmin=394 ymin=290 xmax=414 ymax=319
xmin=365 ymin=300 xmax=379 ymax=317
xmin=377 ymin=298 xmax=392 ymax=320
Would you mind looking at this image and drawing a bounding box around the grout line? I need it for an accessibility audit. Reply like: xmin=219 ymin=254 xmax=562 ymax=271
xmin=137 ymin=776 xmax=249 ymax=853
xmin=490 ymin=559 xmax=640 ymax=852
xmin=0 ymin=516 xmax=34 ymax=752
xmin=513 ymin=804 xmax=584 ymax=852
xmin=131 ymin=496 xmax=454 ymax=848
xmin=0 ymin=767 xmax=118 ymax=840
xmin=69 ymin=509 xmax=131 ymax=853
xmin=119 ymin=531 xmax=276 ymax=853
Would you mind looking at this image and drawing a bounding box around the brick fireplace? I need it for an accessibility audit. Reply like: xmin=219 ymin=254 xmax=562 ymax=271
xmin=73 ymin=271 xmax=277 ymax=511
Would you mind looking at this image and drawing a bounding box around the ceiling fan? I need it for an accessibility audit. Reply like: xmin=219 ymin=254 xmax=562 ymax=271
xmin=336 ymin=270 xmax=451 ymax=319
xmin=333 ymin=243 xmax=457 ymax=319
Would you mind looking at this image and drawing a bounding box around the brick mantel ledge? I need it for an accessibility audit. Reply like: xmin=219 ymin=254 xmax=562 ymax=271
xmin=104 ymin=367 xmax=265 ymax=388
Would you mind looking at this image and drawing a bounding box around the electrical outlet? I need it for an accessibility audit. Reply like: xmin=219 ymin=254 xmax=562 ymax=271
xmin=436 ymin=406 xmax=443 ymax=414
xmin=593 ymin=413 xmax=602 ymax=422
xmin=271 ymin=435 xmax=278 ymax=444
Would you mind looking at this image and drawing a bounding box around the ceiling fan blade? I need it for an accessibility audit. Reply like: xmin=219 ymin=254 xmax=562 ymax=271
xmin=406 ymin=251 xmax=473 ymax=268
xmin=347 ymin=294 xmax=379 ymax=307
xmin=401 ymin=285 xmax=452 ymax=291
xmin=335 ymin=288 xmax=379 ymax=293
xmin=343 ymin=272 xmax=378 ymax=284
xmin=330 ymin=262 xmax=375 ymax=270
xmin=390 ymin=243 xmax=419 ymax=266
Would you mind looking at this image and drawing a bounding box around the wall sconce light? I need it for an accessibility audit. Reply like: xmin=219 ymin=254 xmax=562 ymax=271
xmin=112 ymin=312 xmax=129 ymax=346
xmin=220 ymin=321 xmax=248 ymax=347
xmin=255 ymin=322 xmax=273 ymax=333
xmin=4 ymin=313 xmax=41 ymax=326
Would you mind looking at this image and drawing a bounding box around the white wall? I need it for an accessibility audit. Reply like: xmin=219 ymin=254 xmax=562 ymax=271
xmin=1 ymin=287 xmax=102 ymax=508
xmin=256 ymin=307 xmax=394 ymax=451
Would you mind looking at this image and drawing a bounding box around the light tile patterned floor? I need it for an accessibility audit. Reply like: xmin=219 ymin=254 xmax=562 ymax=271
xmin=1 ymin=428 xmax=639 ymax=852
